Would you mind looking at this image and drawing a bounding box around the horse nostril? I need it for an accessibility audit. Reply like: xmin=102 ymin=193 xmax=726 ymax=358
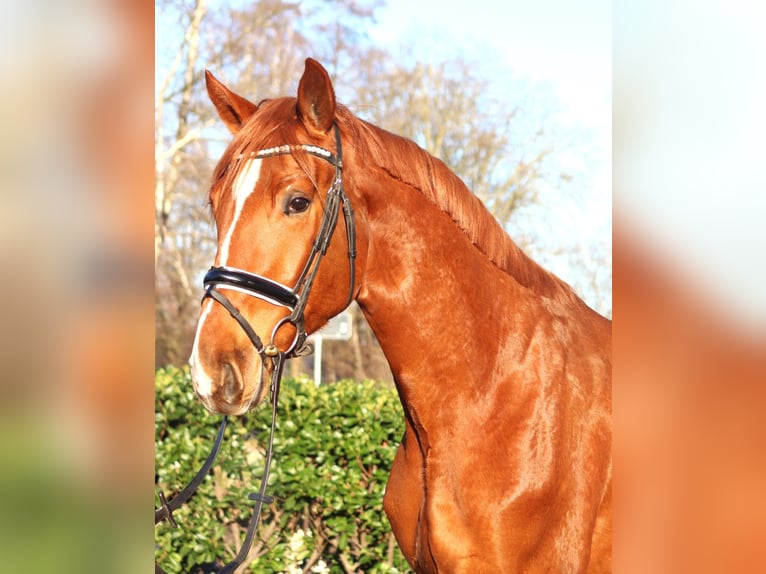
xmin=221 ymin=362 xmax=242 ymax=403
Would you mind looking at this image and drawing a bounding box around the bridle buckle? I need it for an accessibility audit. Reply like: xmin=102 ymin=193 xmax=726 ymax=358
xmin=263 ymin=344 xmax=279 ymax=357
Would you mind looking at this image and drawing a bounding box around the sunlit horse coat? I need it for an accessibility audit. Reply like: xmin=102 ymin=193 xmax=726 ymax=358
xmin=190 ymin=58 xmax=612 ymax=573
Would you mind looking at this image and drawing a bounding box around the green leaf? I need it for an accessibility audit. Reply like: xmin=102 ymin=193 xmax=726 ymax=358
xmin=155 ymin=370 xmax=407 ymax=572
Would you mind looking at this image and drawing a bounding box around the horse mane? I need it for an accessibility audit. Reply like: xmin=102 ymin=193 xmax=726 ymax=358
xmin=215 ymin=98 xmax=578 ymax=304
xmin=335 ymin=108 xmax=578 ymax=305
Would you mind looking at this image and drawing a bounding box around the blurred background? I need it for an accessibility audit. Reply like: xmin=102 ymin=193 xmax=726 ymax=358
xmin=0 ymin=1 xmax=153 ymax=572
xmin=613 ymin=1 xmax=766 ymax=571
xmin=0 ymin=0 xmax=763 ymax=572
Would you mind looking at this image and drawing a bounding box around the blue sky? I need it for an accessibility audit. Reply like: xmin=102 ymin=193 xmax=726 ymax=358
xmin=371 ymin=0 xmax=611 ymax=134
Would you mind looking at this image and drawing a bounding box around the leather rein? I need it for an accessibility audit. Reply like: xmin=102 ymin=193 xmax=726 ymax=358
xmin=155 ymin=123 xmax=355 ymax=573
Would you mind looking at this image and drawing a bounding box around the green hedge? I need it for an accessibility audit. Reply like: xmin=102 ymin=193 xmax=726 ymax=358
xmin=155 ymin=366 xmax=410 ymax=573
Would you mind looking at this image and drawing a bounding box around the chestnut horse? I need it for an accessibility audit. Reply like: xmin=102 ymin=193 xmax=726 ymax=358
xmin=189 ymin=58 xmax=611 ymax=573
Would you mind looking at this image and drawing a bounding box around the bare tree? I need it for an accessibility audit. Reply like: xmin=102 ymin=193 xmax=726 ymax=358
xmin=349 ymin=56 xmax=557 ymax=232
xmin=155 ymin=0 xmax=213 ymax=365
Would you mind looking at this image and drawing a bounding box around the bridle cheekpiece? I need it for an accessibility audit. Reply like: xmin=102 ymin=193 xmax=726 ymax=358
xmin=202 ymin=122 xmax=356 ymax=361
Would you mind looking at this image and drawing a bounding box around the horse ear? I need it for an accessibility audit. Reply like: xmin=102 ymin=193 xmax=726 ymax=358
xmin=205 ymin=70 xmax=258 ymax=134
xmin=296 ymin=58 xmax=336 ymax=135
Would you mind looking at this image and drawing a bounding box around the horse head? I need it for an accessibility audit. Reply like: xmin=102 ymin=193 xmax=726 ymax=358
xmin=189 ymin=59 xmax=363 ymax=415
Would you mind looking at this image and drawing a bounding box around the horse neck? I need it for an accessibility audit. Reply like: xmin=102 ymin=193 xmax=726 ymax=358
xmin=354 ymin=168 xmax=559 ymax=423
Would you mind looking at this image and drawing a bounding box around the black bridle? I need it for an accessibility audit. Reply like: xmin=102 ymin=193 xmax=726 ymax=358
xmin=155 ymin=123 xmax=356 ymax=573
xmin=204 ymin=123 xmax=356 ymax=360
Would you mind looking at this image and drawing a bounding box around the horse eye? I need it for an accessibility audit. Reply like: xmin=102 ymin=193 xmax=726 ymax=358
xmin=286 ymin=196 xmax=311 ymax=214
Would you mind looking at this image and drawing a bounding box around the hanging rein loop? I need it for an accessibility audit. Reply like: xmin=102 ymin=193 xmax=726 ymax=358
xmin=155 ymin=123 xmax=355 ymax=574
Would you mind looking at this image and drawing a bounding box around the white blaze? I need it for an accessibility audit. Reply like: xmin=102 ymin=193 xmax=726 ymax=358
xmin=189 ymin=158 xmax=263 ymax=394
xmin=189 ymin=299 xmax=215 ymax=396
xmin=218 ymin=158 xmax=262 ymax=265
